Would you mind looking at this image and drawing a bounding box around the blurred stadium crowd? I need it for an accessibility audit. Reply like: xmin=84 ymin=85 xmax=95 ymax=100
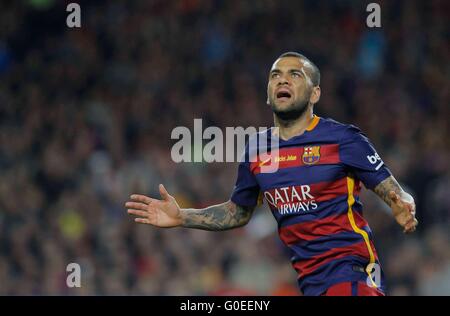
xmin=0 ymin=0 xmax=449 ymax=295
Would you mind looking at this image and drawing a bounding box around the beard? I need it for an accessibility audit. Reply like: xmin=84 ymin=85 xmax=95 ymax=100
xmin=270 ymin=97 xmax=310 ymax=122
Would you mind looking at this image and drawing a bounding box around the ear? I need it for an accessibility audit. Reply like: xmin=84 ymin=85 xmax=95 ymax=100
xmin=309 ymin=86 xmax=321 ymax=104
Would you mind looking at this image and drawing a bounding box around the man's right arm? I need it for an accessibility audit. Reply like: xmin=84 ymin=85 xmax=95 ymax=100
xmin=180 ymin=200 xmax=254 ymax=231
xmin=125 ymin=184 xmax=254 ymax=231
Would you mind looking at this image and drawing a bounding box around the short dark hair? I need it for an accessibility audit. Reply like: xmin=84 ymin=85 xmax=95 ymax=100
xmin=278 ymin=52 xmax=320 ymax=86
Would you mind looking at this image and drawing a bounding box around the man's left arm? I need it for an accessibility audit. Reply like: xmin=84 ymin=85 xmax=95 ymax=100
xmin=373 ymin=175 xmax=418 ymax=233
xmin=339 ymin=125 xmax=418 ymax=234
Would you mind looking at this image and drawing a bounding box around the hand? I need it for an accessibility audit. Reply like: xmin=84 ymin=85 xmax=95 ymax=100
xmin=125 ymin=184 xmax=182 ymax=227
xmin=389 ymin=190 xmax=418 ymax=234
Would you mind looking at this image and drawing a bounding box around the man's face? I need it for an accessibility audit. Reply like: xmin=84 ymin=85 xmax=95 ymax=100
xmin=267 ymin=56 xmax=314 ymax=119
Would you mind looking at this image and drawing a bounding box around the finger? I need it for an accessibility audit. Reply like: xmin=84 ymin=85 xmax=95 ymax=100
xmin=404 ymin=211 xmax=414 ymax=222
xmin=159 ymin=184 xmax=171 ymax=201
xmin=404 ymin=219 xmax=418 ymax=233
xmin=127 ymin=209 xmax=149 ymax=217
xmin=135 ymin=218 xmax=151 ymax=224
xmin=402 ymin=202 xmax=414 ymax=213
xmin=404 ymin=223 xmax=413 ymax=233
xmin=403 ymin=217 xmax=415 ymax=227
xmin=125 ymin=202 xmax=149 ymax=211
xmin=130 ymin=194 xmax=154 ymax=204
xmin=405 ymin=218 xmax=419 ymax=230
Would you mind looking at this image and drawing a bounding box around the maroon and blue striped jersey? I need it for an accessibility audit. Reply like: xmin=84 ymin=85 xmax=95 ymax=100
xmin=230 ymin=115 xmax=391 ymax=296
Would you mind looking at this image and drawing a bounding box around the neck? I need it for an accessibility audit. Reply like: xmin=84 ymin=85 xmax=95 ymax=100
xmin=273 ymin=105 xmax=315 ymax=140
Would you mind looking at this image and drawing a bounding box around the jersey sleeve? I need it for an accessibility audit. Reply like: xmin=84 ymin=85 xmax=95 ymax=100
xmin=230 ymin=145 xmax=261 ymax=207
xmin=339 ymin=125 xmax=392 ymax=190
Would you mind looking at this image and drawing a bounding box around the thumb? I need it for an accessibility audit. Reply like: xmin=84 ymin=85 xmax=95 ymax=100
xmin=159 ymin=184 xmax=171 ymax=201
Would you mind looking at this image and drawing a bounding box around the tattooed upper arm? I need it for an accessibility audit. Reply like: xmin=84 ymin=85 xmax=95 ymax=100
xmin=373 ymin=175 xmax=403 ymax=207
xmin=181 ymin=200 xmax=255 ymax=231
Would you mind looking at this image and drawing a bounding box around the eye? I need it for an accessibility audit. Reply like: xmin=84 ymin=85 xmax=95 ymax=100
xmin=292 ymin=72 xmax=301 ymax=78
xmin=271 ymin=73 xmax=280 ymax=79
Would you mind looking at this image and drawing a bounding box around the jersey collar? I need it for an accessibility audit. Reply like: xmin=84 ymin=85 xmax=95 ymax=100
xmin=305 ymin=114 xmax=320 ymax=132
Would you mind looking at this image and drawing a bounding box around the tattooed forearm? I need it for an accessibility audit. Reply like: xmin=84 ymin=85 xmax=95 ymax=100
xmin=373 ymin=176 xmax=403 ymax=207
xmin=180 ymin=200 xmax=254 ymax=231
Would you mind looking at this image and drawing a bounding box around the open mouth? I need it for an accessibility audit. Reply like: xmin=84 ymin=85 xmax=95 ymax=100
xmin=276 ymin=90 xmax=292 ymax=100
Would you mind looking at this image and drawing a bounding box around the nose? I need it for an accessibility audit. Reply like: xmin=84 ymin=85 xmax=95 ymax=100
xmin=276 ymin=74 xmax=290 ymax=86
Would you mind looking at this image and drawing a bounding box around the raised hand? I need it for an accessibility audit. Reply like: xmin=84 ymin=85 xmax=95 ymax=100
xmin=125 ymin=184 xmax=182 ymax=228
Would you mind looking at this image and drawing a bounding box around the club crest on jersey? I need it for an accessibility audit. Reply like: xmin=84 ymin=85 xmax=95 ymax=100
xmin=302 ymin=146 xmax=321 ymax=165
